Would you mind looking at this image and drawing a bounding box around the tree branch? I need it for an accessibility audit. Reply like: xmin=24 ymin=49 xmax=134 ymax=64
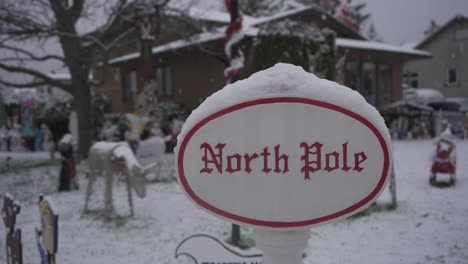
xmin=0 ymin=3 xmax=53 ymax=37
xmin=0 ymin=43 xmax=65 ymax=63
xmin=0 ymin=63 xmax=71 ymax=91
xmin=0 ymin=79 xmax=48 ymax=89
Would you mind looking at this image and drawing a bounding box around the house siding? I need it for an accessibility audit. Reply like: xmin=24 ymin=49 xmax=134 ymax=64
xmin=97 ymin=43 xmax=414 ymax=112
xmin=95 ymin=47 xmax=227 ymax=112
xmin=164 ymin=48 xmax=226 ymax=109
xmin=404 ymin=18 xmax=468 ymax=98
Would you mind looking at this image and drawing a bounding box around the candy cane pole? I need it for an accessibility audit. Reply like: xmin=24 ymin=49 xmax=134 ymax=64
xmin=224 ymin=0 xmax=244 ymax=84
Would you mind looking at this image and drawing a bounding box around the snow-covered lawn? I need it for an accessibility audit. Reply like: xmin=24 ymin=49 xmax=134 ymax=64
xmin=1 ymin=140 xmax=467 ymax=264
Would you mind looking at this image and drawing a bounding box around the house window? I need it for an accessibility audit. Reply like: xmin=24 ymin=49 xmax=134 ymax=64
xmin=122 ymin=71 xmax=137 ymax=104
xmin=378 ymin=64 xmax=393 ymax=106
xmin=447 ymin=67 xmax=457 ymax=85
xmin=403 ymin=72 xmax=419 ymax=88
xmin=345 ymin=60 xmax=360 ymax=91
xmin=362 ymin=62 xmax=376 ymax=105
xmin=154 ymin=66 xmax=172 ymax=97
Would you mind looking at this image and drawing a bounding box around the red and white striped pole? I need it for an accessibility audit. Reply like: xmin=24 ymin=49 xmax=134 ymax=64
xmin=225 ymin=0 xmax=244 ymax=247
xmin=224 ymin=0 xmax=244 ymax=84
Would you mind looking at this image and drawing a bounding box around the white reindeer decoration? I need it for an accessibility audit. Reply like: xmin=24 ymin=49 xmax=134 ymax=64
xmin=84 ymin=141 xmax=157 ymax=218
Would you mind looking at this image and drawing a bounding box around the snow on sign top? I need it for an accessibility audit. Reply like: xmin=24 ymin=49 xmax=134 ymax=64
xmin=175 ymin=63 xmax=392 ymax=230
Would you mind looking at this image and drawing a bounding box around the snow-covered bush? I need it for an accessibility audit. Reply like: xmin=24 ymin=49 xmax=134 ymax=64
xmin=253 ymin=19 xmax=336 ymax=79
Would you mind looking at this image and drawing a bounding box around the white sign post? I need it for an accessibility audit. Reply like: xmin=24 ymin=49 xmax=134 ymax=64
xmin=175 ymin=63 xmax=392 ymax=264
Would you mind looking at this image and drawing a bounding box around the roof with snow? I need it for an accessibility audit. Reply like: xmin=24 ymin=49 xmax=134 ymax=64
xmin=414 ymin=15 xmax=468 ymax=49
xmin=405 ymin=88 xmax=445 ymax=100
xmin=104 ymin=2 xmax=370 ymax=65
xmin=184 ymin=4 xmax=365 ymax=40
xmin=380 ymin=100 xmax=434 ymax=113
xmin=108 ymin=4 xmax=428 ymax=65
xmin=336 ymin=38 xmax=431 ymax=57
xmin=109 ymin=30 xmax=225 ymax=64
xmin=109 ymin=32 xmax=429 ymax=65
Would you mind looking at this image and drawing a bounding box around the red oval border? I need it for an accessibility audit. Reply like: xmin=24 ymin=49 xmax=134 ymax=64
xmin=177 ymin=97 xmax=390 ymax=228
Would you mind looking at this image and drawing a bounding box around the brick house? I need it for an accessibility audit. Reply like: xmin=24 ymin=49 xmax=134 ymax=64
xmin=92 ymin=5 xmax=430 ymax=113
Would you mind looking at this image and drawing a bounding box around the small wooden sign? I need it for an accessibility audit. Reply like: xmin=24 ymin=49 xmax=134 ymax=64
xmin=2 ymin=193 xmax=23 ymax=264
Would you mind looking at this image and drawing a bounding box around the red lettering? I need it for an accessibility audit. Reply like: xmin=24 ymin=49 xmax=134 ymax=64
xmin=200 ymin=143 xmax=225 ymax=174
xmin=199 ymin=142 xmax=366 ymax=177
xmin=226 ymin=154 xmax=242 ymax=173
xmin=274 ymin=145 xmax=289 ymax=173
xmin=261 ymin=147 xmax=271 ymax=173
xmin=300 ymin=142 xmax=323 ymax=180
xmin=324 ymin=151 xmax=339 ymax=172
xmin=341 ymin=142 xmax=351 ymax=171
xmin=243 ymin=153 xmax=259 ymax=173
xmin=353 ymin=152 xmax=367 ymax=172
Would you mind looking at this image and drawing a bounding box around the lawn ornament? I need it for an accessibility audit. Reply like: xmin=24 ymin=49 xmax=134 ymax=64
xmin=35 ymin=195 xmax=59 ymax=264
xmin=99 ymin=121 xmax=119 ymax=141
xmin=136 ymin=136 xmax=166 ymax=181
xmin=2 ymin=193 xmax=22 ymax=264
xmin=57 ymin=134 xmax=78 ymax=191
xmin=125 ymin=113 xmax=149 ymax=152
xmin=84 ymin=142 xmax=158 ymax=218
xmin=430 ymin=128 xmax=456 ymax=186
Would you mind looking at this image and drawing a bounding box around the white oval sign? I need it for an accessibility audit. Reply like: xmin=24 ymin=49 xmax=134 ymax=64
xmin=176 ymin=96 xmax=391 ymax=229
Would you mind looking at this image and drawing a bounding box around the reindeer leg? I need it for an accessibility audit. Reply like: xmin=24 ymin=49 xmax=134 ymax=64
xmin=104 ymin=170 xmax=114 ymax=219
xmin=125 ymin=174 xmax=134 ymax=217
xmin=83 ymin=170 xmax=97 ymax=214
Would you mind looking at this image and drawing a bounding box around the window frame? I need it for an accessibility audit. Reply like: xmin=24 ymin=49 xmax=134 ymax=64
xmin=447 ymin=67 xmax=458 ymax=86
xmin=403 ymin=72 xmax=419 ymax=88
xmin=344 ymin=60 xmax=360 ymax=91
xmin=377 ymin=63 xmax=393 ymax=106
xmin=362 ymin=61 xmax=376 ymax=105
xmin=154 ymin=65 xmax=172 ymax=97
xmin=122 ymin=70 xmax=138 ymax=104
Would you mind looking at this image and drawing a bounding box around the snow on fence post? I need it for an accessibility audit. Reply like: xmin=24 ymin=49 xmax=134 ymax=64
xmin=175 ymin=64 xmax=392 ymax=264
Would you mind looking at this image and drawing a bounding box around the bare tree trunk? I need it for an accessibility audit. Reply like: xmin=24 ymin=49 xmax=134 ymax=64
xmin=73 ymin=81 xmax=94 ymax=160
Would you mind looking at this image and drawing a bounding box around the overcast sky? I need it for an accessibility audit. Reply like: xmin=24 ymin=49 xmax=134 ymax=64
xmin=354 ymin=0 xmax=468 ymax=45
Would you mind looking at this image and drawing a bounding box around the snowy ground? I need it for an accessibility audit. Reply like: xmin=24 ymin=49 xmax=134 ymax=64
xmin=1 ymin=140 xmax=467 ymax=264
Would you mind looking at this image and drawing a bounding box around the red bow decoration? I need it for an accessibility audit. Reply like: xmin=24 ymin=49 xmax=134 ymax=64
xmin=111 ymin=155 xmax=126 ymax=176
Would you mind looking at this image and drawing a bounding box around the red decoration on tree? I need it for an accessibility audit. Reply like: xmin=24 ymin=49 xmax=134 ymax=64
xmin=224 ymin=0 xmax=245 ymax=83
xmin=335 ymin=0 xmax=359 ymax=31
